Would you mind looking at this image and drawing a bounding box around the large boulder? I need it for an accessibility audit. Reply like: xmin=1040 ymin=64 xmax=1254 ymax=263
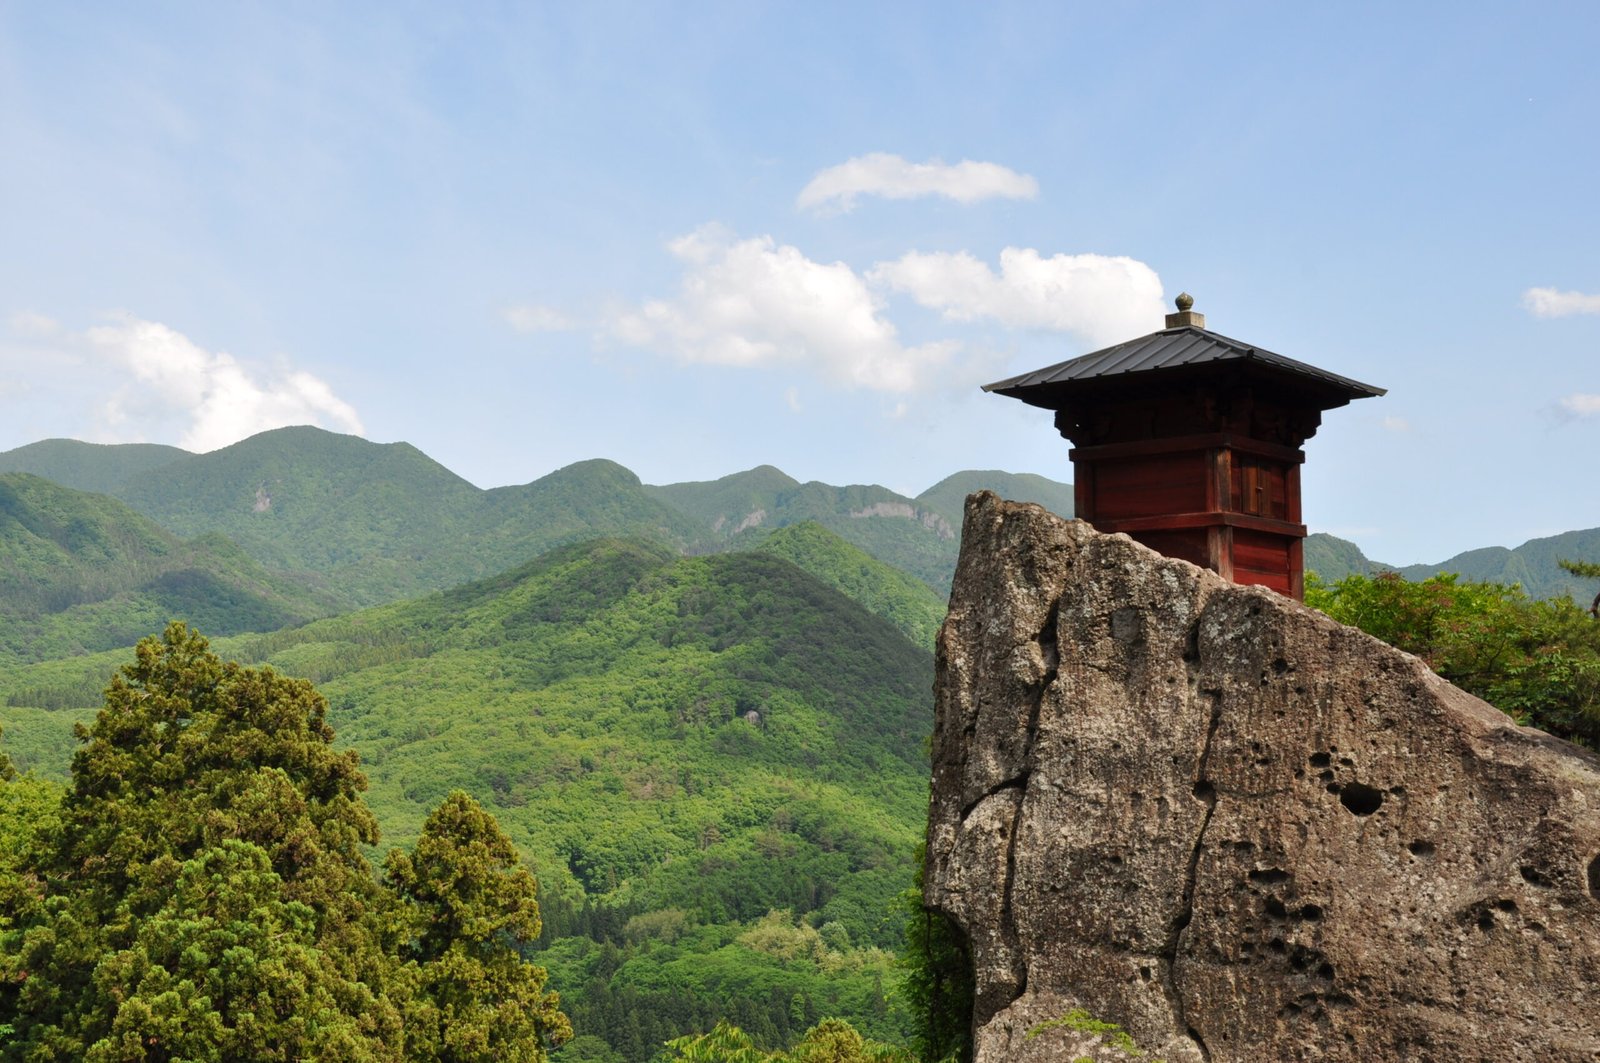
xmin=927 ymin=493 xmax=1600 ymax=1062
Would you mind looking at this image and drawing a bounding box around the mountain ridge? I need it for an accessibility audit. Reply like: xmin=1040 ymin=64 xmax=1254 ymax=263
xmin=0 ymin=472 xmax=332 ymax=663
xmin=1305 ymin=527 xmax=1600 ymax=602
xmin=0 ymin=429 xmax=1078 ymax=604
xmin=5 ymin=427 xmax=1594 ymax=614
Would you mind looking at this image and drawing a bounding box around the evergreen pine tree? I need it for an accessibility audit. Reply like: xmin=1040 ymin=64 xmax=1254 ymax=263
xmin=385 ymin=790 xmax=570 ymax=1063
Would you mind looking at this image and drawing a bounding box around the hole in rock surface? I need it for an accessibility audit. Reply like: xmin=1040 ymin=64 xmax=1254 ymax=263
xmin=1409 ymin=840 xmax=1436 ymax=858
xmin=1338 ymin=782 xmax=1384 ymax=816
xmin=1588 ymin=853 xmax=1600 ymax=901
xmin=1520 ymin=865 xmax=1553 ymax=888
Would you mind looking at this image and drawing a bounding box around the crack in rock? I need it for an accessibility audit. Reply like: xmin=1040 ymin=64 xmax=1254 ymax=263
xmin=1158 ymin=687 xmax=1222 ymax=1063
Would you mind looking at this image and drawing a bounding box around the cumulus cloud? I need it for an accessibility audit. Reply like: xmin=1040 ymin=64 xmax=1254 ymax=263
xmin=870 ymin=247 xmax=1165 ymax=348
xmin=0 ymin=314 xmax=367 ymax=452
xmin=1557 ymin=393 xmax=1600 ymax=418
xmin=797 ymin=153 xmax=1038 ymax=214
xmin=503 ymin=303 xmax=575 ymax=333
xmin=611 ymin=225 xmax=956 ymax=393
xmin=1523 ymin=287 xmax=1600 ymax=318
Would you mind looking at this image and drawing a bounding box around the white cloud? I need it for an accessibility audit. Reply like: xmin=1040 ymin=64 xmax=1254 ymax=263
xmin=7 ymin=311 xmax=61 ymax=338
xmin=74 ymin=315 xmax=364 ymax=451
xmin=611 ymin=225 xmax=956 ymax=393
xmin=1382 ymin=415 xmax=1412 ymax=433
xmin=1522 ymin=287 xmax=1600 ymax=318
xmin=503 ymin=303 xmax=575 ymax=333
xmin=1557 ymin=393 xmax=1600 ymax=418
xmin=797 ymin=153 xmax=1038 ymax=214
xmin=870 ymin=247 xmax=1165 ymax=348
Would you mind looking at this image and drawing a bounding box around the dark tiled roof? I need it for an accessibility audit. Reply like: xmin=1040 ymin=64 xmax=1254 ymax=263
xmin=983 ymin=326 xmax=1386 ymax=400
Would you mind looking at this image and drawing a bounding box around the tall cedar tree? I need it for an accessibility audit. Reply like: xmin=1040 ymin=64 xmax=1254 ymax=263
xmin=385 ymin=790 xmax=571 ymax=1062
xmin=0 ymin=623 xmax=567 ymax=1062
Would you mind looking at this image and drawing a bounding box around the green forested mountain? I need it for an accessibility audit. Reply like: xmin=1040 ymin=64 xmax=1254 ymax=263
xmin=478 ymin=459 xmax=709 ymax=573
xmin=644 ymin=465 xmax=805 ymax=535
xmin=649 ymin=467 xmax=961 ymax=592
xmin=750 ymin=522 xmax=948 ymax=649
xmin=110 ymin=426 xmax=516 ymax=604
xmin=0 ymin=437 xmax=190 ymax=494
xmin=1306 ymin=527 xmax=1600 ymax=603
xmin=0 ymin=472 xmax=331 ymax=663
xmin=0 ymin=429 xmax=1074 ymax=612
xmin=0 ymin=428 xmax=710 ymax=609
xmin=1302 ymin=532 xmax=1383 ymax=582
xmin=13 ymin=426 xmax=1600 ymax=613
xmin=0 ymin=538 xmax=933 ymax=1060
xmin=913 ymin=469 xmax=1074 ymax=529
xmin=1392 ymin=527 xmax=1600 ymax=602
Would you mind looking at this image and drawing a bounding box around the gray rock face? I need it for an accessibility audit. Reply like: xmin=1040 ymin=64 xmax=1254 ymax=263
xmin=927 ymin=493 xmax=1600 ymax=1063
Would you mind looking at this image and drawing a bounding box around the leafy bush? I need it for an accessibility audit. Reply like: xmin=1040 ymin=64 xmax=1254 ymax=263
xmin=1306 ymin=571 xmax=1600 ymax=746
xmin=895 ymin=844 xmax=973 ymax=1063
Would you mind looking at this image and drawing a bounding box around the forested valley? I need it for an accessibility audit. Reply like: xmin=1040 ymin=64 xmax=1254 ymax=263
xmin=2 ymin=428 xmax=1598 ymax=1062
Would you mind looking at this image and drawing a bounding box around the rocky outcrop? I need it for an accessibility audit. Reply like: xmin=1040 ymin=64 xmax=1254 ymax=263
xmin=848 ymin=501 xmax=956 ymax=539
xmin=928 ymin=493 xmax=1600 ymax=1063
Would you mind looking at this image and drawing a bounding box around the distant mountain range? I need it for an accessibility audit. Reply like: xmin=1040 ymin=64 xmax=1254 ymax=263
xmin=1304 ymin=529 xmax=1600 ymax=602
xmin=2 ymin=428 xmax=1593 ymax=669
xmin=646 ymin=464 xmax=1075 ymax=590
xmin=0 ymin=429 xmax=1074 ymax=663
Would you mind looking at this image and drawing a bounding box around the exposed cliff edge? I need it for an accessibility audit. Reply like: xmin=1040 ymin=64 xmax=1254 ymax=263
xmin=927 ymin=493 xmax=1600 ymax=1063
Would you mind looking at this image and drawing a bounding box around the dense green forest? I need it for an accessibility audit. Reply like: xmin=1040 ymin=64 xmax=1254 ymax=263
xmin=1 ymin=538 xmax=936 ymax=1061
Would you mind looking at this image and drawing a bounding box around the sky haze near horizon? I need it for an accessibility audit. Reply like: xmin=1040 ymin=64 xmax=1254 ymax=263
xmin=2 ymin=2 xmax=1597 ymax=566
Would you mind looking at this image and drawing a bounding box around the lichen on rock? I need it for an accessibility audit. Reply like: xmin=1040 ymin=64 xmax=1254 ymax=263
xmin=927 ymin=492 xmax=1600 ymax=1063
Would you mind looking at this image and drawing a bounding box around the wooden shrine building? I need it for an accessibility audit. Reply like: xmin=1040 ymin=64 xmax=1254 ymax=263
xmin=983 ymin=294 xmax=1384 ymax=600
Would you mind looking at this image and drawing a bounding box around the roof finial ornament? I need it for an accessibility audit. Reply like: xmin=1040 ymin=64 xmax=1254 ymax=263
xmin=1166 ymin=291 xmax=1205 ymax=329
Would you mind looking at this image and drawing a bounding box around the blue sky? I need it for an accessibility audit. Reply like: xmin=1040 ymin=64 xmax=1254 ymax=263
xmin=2 ymin=2 xmax=1596 ymax=565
